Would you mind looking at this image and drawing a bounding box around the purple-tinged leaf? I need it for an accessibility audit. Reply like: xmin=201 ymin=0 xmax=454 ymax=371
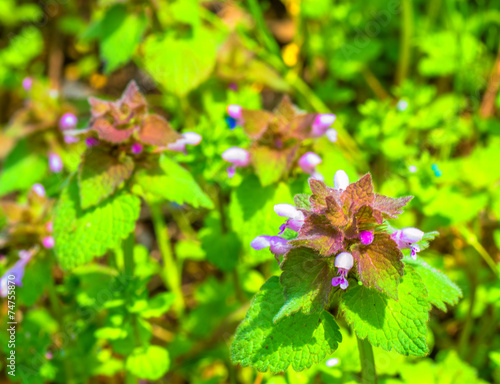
xmin=241 ymin=109 xmax=272 ymax=140
xmin=250 ymin=145 xmax=297 ymax=186
xmin=291 ymin=214 xmax=344 ymax=256
xmin=138 ymin=114 xmax=181 ymax=146
xmin=93 ymin=118 xmax=135 ymax=143
xmin=344 ymin=173 xmax=374 ymax=212
xmin=373 ymin=194 xmax=413 ymax=219
xmin=325 ymin=196 xmax=349 ymax=227
xmin=89 ymin=97 xmax=111 ymax=118
xmin=351 ymin=233 xmax=404 ymax=300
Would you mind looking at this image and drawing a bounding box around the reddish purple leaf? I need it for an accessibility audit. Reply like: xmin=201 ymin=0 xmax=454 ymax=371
xmin=250 ymin=145 xmax=297 ymax=186
xmin=93 ymin=118 xmax=136 ymax=143
xmin=325 ymin=196 xmax=348 ymax=227
xmin=138 ymin=114 xmax=181 ymax=146
xmin=241 ymin=109 xmax=272 ymax=140
xmin=351 ymin=233 xmax=404 ymax=300
xmin=373 ymin=194 xmax=413 ymax=219
xmin=344 ymin=173 xmax=374 ymax=212
xmin=291 ymin=214 xmax=344 ymax=256
xmin=120 ymin=80 xmax=147 ymax=113
xmin=88 ymin=97 xmax=111 ymax=119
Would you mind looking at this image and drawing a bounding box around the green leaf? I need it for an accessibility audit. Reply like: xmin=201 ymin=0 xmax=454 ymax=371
xmin=404 ymin=257 xmax=462 ymax=312
xmin=82 ymin=4 xmax=146 ymax=73
xmin=199 ymin=213 xmax=241 ymax=272
xmin=140 ymin=292 xmax=176 ymax=318
xmin=294 ymin=194 xmax=311 ymax=210
xmin=133 ymin=155 xmax=213 ymax=209
xmin=142 ymin=29 xmax=218 ymax=96
xmin=340 ymin=265 xmax=430 ymax=356
xmin=231 ymin=276 xmax=342 ymax=373
xmin=53 ymin=178 xmax=140 ymax=269
xmin=351 ymin=233 xmax=404 ymax=300
xmin=125 ymin=345 xmax=170 ymax=380
xmin=276 ymin=247 xmax=335 ymax=322
xmin=78 ymin=147 xmax=135 ymax=209
xmin=0 ymin=138 xmax=47 ymax=196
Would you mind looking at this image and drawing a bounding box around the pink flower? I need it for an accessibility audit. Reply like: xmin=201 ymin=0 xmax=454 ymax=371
xmin=222 ymin=147 xmax=251 ymax=178
xmin=391 ymin=227 xmax=424 ymax=260
xmin=0 ymin=250 xmax=33 ymax=297
xmin=298 ymin=152 xmax=323 ymax=180
xmin=227 ymin=105 xmax=243 ymax=120
xmin=42 ymin=236 xmax=55 ymax=249
xmin=59 ymin=113 xmax=78 ymax=130
xmin=251 ymin=235 xmax=291 ymax=261
xmin=311 ymin=114 xmax=336 ymax=137
xmin=331 ymin=252 xmax=353 ymax=290
xmin=274 ymin=203 xmax=305 ymax=234
xmin=49 ymin=153 xmax=63 ymax=173
xmin=85 ymin=137 xmax=100 ymax=147
xmin=46 ymin=222 xmax=53 ymax=232
xmin=22 ymin=77 xmax=33 ymax=91
xmin=167 ymin=132 xmax=202 ymax=153
xmin=32 ymin=184 xmax=46 ymax=197
xmin=64 ymin=135 xmax=80 ymax=144
xmin=131 ymin=143 xmax=143 ymax=154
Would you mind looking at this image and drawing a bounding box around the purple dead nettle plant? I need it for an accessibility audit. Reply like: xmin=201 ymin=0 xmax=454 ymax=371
xmin=222 ymin=97 xmax=337 ymax=184
xmin=252 ymin=170 xmax=428 ymax=292
xmin=0 ymin=250 xmax=35 ymax=297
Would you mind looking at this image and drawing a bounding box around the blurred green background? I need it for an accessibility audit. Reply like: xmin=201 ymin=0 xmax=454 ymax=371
xmin=0 ymin=0 xmax=500 ymax=383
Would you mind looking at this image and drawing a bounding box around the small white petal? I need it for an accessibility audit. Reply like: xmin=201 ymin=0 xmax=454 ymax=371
xmin=182 ymin=132 xmax=202 ymax=146
xmin=335 ymin=252 xmax=353 ymax=270
xmin=227 ymin=104 xmax=242 ymax=119
xmin=222 ymin=147 xmax=250 ymax=167
xmin=333 ymin=170 xmax=349 ymax=190
xmin=250 ymin=236 xmax=271 ymax=250
xmin=274 ymin=204 xmax=303 ymax=220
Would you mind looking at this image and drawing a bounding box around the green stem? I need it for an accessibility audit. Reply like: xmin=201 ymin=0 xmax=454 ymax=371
xmin=396 ymin=0 xmax=413 ymax=85
xmin=47 ymin=257 xmax=76 ymax=384
xmin=357 ymin=336 xmax=377 ymax=384
xmin=149 ymin=201 xmax=185 ymax=316
xmin=246 ymin=0 xmax=282 ymax=59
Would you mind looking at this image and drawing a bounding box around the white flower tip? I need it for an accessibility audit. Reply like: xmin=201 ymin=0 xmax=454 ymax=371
xmin=335 ymin=252 xmax=353 ymax=270
xmin=326 ymin=358 xmax=339 ymax=367
xmin=299 ymin=152 xmax=322 ymax=168
xmin=251 ymin=236 xmax=271 ymax=250
xmin=333 ymin=170 xmax=349 ymax=190
xmin=182 ymin=132 xmax=202 ymax=146
xmin=222 ymin=147 xmax=250 ymax=166
xmin=315 ymin=113 xmax=336 ymax=128
xmin=326 ymin=128 xmax=338 ymax=142
xmin=401 ymin=227 xmax=424 ymax=243
xmin=227 ymin=104 xmax=242 ymax=119
xmin=274 ymin=203 xmax=302 ymax=219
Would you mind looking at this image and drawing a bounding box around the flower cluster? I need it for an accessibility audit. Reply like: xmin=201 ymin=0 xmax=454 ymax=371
xmin=252 ymin=170 xmax=426 ymax=297
xmin=221 ymin=97 xmax=337 ymax=183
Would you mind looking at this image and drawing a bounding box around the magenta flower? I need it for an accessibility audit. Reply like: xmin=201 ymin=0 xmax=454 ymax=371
xmin=59 ymin=113 xmax=78 ymax=130
xmin=167 ymin=132 xmax=202 ymax=153
xmin=391 ymin=227 xmax=424 ymax=260
xmin=298 ymin=152 xmax=323 ymax=181
xmin=222 ymin=147 xmax=251 ymax=178
xmin=311 ymin=114 xmax=336 ymax=137
xmin=331 ymin=252 xmax=353 ymax=290
xmin=49 ymin=153 xmax=63 ymax=173
xmin=85 ymin=137 xmax=100 ymax=147
xmin=0 ymin=250 xmax=33 ymax=297
xmin=333 ymin=170 xmax=349 ymax=190
xmin=131 ymin=143 xmax=143 ymax=154
xmin=251 ymin=235 xmax=291 ymax=261
xmin=32 ymin=183 xmax=46 ymax=198
xmin=42 ymin=236 xmax=55 ymax=249
xmin=274 ymin=203 xmax=305 ymax=234
xmin=359 ymin=230 xmax=374 ymax=245
xmin=22 ymin=77 xmax=33 ymax=91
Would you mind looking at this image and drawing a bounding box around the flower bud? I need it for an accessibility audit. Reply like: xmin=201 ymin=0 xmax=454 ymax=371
xmin=42 ymin=236 xmax=55 ymax=249
xmin=359 ymin=230 xmax=374 ymax=245
xmin=85 ymin=137 xmax=99 ymax=147
xmin=59 ymin=113 xmax=78 ymax=130
xmin=131 ymin=143 xmax=143 ymax=154
xmin=182 ymin=132 xmax=202 ymax=146
xmin=333 ymin=170 xmax=349 ymax=190
xmin=335 ymin=252 xmax=353 ymax=271
xmin=274 ymin=204 xmax=304 ymax=220
xmin=398 ymin=227 xmax=424 ymax=243
xmin=326 ymin=128 xmax=338 ymax=143
xmin=22 ymin=77 xmax=32 ymax=91
xmin=222 ymin=147 xmax=251 ymax=167
xmin=227 ymin=104 xmax=243 ymax=120
xmin=299 ymin=152 xmax=322 ymax=171
xmin=49 ymin=153 xmax=63 ymax=173
xmin=32 ymin=184 xmax=46 ymax=197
